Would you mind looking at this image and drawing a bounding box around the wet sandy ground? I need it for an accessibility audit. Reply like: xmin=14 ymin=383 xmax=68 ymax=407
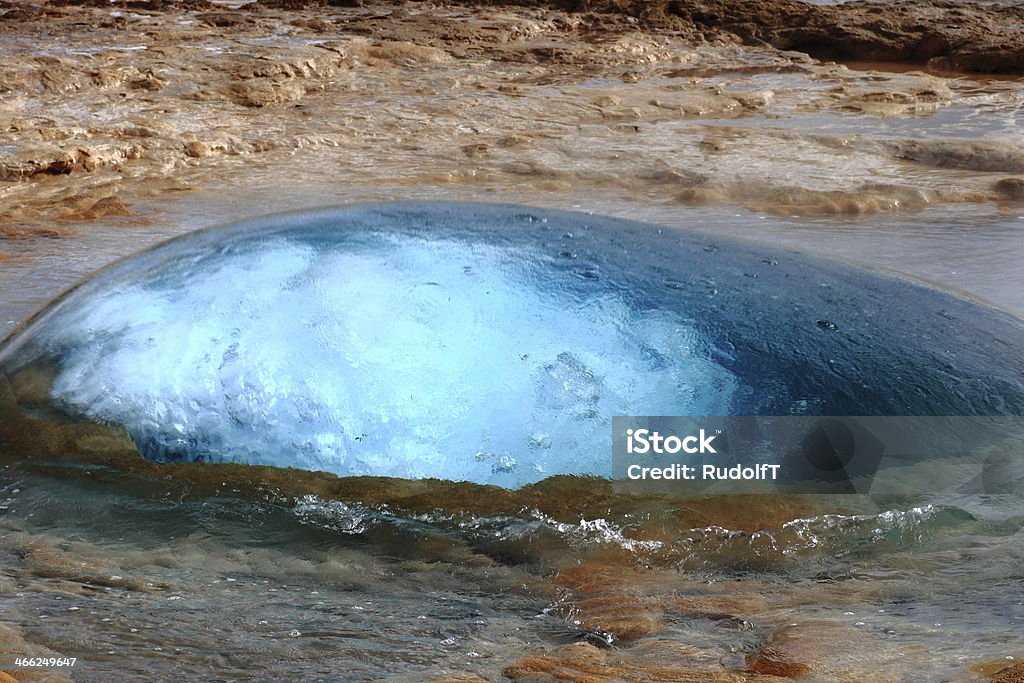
xmin=1 ymin=0 xmax=1024 ymax=238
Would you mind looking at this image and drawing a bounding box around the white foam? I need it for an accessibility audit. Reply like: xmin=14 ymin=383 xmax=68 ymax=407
xmin=44 ymin=234 xmax=736 ymax=487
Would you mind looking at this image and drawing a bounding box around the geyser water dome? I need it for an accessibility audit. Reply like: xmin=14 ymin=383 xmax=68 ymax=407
xmin=2 ymin=203 xmax=1023 ymax=488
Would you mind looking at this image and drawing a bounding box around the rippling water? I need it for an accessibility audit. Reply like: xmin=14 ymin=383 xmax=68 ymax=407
xmin=3 ymin=189 xmax=1023 ymax=328
xmin=1 ymin=461 xmax=1022 ymax=681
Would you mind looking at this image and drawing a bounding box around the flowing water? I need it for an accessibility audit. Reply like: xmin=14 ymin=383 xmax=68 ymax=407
xmin=1 ymin=465 xmax=1023 ymax=682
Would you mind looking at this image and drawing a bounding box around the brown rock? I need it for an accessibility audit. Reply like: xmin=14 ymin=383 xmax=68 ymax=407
xmin=746 ymin=621 xmax=892 ymax=680
xmin=994 ymin=178 xmax=1024 ymax=200
xmin=42 ymin=153 xmax=75 ymax=175
xmin=885 ymin=139 xmax=1024 ymax=174
xmin=0 ymin=161 xmax=42 ymax=181
xmin=86 ymin=196 xmax=133 ymax=218
xmin=502 ymin=641 xmax=754 ymax=682
xmin=184 ymin=140 xmax=212 ymax=158
xmin=1 ymin=7 xmax=40 ymax=22
xmin=748 ymin=646 xmax=813 ymax=678
xmin=381 ymin=0 xmax=1024 ymax=74
xmin=130 ymin=73 xmax=166 ymax=91
xmin=549 ymin=557 xmax=774 ymax=646
xmin=571 ymin=593 xmax=664 ymax=640
xmin=259 ymin=0 xmax=320 ymax=9
xmin=0 ymin=225 xmax=69 ymax=238
xmin=225 ymin=80 xmax=306 ymax=107
xmin=63 ymin=196 xmax=133 ymax=221
xmin=196 ymin=11 xmax=252 ymax=27
xmin=672 ymin=0 xmax=1024 ymax=74
xmin=291 ymin=17 xmax=332 ymax=32
xmin=461 ymin=143 xmax=489 ymax=158
xmin=992 ymin=662 xmax=1024 ymax=683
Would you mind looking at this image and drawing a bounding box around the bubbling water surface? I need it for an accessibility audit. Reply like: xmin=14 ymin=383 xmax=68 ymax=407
xmin=3 ymin=202 xmax=1024 ymax=488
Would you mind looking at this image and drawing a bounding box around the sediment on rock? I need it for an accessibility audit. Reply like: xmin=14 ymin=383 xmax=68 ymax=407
xmin=0 ymin=0 xmax=1021 ymax=231
xmin=991 ymin=663 xmax=1024 ymax=683
xmin=4 ymin=0 xmax=1023 ymax=74
xmin=443 ymin=0 xmax=1024 ymax=74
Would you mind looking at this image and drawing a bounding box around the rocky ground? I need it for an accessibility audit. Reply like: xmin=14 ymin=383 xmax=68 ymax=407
xmin=580 ymin=0 xmax=1024 ymax=73
xmin=0 ymin=0 xmax=1023 ymax=239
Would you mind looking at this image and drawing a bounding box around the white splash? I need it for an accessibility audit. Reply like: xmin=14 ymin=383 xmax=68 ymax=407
xmin=42 ymin=234 xmax=736 ymax=487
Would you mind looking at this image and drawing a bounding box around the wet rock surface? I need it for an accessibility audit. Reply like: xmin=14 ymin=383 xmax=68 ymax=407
xmin=669 ymin=0 xmax=1024 ymax=75
xmin=992 ymin=664 xmax=1024 ymax=683
xmin=1 ymin=0 xmax=1023 ymax=236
